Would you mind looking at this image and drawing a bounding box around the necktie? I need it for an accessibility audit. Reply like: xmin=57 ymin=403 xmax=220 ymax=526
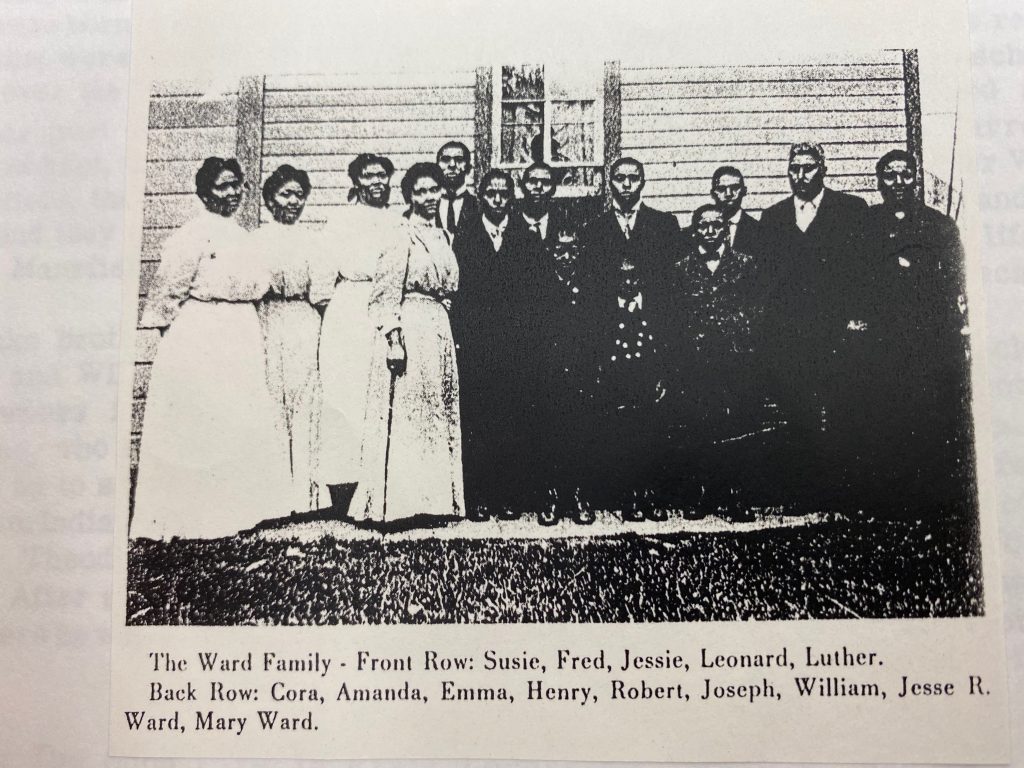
xmin=623 ymin=215 xmax=632 ymax=240
xmin=528 ymin=220 xmax=542 ymax=238
xmin=446 ymin=195 xmax=457 ymax=233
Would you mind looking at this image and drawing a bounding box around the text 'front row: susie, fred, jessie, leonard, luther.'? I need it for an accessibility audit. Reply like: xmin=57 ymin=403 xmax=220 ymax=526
xmin=131 ymin=139 xmax=971 ymax=540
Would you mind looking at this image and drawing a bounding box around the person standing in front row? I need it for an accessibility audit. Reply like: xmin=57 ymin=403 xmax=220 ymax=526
xmin=132 ymin=157 xmax=289 ymax=540
xmin=758 ymin=142 xmax=869 ymax=512
xmin=436 ymin=141 xmax=478 ymax=239
xmin=313 ymin=153 xmax=402 ymax=516
xmin=451 ymin=168 xmax=538 ymax=522
xmin=670 ymin=205 xmax=772 ymax=522
xmin=351 ymin=163 xmax=464 ymax=529
xmin=253 ymin=164 xmax=323 ymax=513
xmin=577 ymin=156 xmax=681 ymax=522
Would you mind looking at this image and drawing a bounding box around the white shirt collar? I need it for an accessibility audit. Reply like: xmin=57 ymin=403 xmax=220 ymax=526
xmin=698 ymin=242 xmax=727 ymax=260
xmin=728 ymin=208 xmax=743 ymax=225
xmin=795 ymin=188 xmax=825 ymax=211
xmin=482 ymin=214 xmax=509 ymax=238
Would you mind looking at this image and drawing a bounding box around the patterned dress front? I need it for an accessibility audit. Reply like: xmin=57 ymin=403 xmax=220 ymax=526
xmin=352 ymin=217 xmax=464 ymax=525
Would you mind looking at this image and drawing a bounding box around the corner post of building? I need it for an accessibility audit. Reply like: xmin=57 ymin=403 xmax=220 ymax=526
xmin=902 ymin=49 xmax=925 ymax=203
xmin=603 ymin=60 xmax=623 ymax=210
xmin=474 ymin=67 xmax=494 ymax=188
xmin=236 ymin=75 xmax=266 ymax=231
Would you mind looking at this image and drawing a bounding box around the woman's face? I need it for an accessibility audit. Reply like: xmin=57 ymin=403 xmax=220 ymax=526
xmin=409 ymin=175 xmax=443 ymax=221
xmin=204 ymin=168 xmax=243 ymax=216
xmin=269 ymin=179 xmax=307 ymax=224
xmin=357 ymin=162 xmax=391 ymax=208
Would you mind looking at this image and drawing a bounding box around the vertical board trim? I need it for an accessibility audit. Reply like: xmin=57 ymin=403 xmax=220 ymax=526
xmin=902 ymin=49 xmax=924 ymax=202
xmin=474 ymin=66 xmax=493 ymax=186
xmin=236 ymin=76 xmax=266 ymax=230
xmin=603 ymin=60 xmax=623 ymax=209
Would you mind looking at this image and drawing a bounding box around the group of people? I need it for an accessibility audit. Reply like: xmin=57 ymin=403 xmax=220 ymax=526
xmin=130 ymin=137 xmax=972 ymax=540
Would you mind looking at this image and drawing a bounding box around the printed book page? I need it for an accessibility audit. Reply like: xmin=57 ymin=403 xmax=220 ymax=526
xmin=2 ymin=0 xmax=1022 ymax=765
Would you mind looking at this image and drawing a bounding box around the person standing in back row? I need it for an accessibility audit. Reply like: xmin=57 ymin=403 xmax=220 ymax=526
xmin=758 ymin=142 xmax=869 ymax=512
xmin=436 ymin=141 xmax=478 ymax=239
xmin=849 ymin=149 xmax=971 ymax=516
xmin=710 ymin=165 xmax=764 ymax=256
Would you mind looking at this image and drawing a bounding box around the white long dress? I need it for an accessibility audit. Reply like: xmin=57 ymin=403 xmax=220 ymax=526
xmin=132 ymin=211 xmax=291 ymax=540
xmin=351 ymin=217 xmax=465 ymax=525
xmin=253 ymin=219 xmax=323 ymax=512
xmin=312 ymin=203 xmax=402 ymax=488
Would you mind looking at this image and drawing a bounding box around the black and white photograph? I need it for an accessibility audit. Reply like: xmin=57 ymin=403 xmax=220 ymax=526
xmin=122 ymin=49 xmax=985 ymax=628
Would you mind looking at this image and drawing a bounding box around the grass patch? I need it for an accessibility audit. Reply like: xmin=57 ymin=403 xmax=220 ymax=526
xmin=127 ymin=509 xmax=982 ymax=625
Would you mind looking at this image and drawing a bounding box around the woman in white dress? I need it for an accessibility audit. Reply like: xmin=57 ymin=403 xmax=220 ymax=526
xmin=132 ymin=157 xmax=290 ymax=540
xmin=352 ymin=162 xmax=465 ymax=528
xmin=253 ymin=164 xmax=322 ymax=513
xmin=312 ymin=153 xmax=401 ymax=514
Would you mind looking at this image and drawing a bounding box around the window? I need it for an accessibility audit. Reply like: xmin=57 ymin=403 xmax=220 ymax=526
xmin=492 ymin=64 xmax=605 ymax=196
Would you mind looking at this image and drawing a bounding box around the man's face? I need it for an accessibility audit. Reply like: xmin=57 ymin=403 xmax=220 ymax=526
xmin=610 ymin=162 xmax=645 ymax=210
xmin=788 ymin=153 xmax=825 ymax=201
xmin=877 ymin=158 xmax=916 ymax=208
xmin=480 ymin=177 xmax=513 ymax=222
xmin=711 ymin=172 xmax=745 ymax=218
xmin=437 ymin=146 xmax=470 ymax=189
xmin=694 ymin=209 xmax=727 ymax=250
xmin=206 ymin=168 xmax=243 ymax=216
xmin=521 ymin=168 xmax=556 ymax=208
xmin=357 ymin=162 xmax=391 ymax=207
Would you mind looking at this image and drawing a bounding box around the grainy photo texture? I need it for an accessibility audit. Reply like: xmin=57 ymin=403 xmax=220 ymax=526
xmin=126 ymin=52 xmax=980 ymax=625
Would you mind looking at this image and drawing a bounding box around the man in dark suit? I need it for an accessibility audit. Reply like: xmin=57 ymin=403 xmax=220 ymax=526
xmin=451 ymin=168 xmax=532 ymax=522
xmin=517 ymin=161 xmax=577 ymax=246
xmin=576 ymin=156 xmax=682 ymax=522
xmin=758 ymin=142 xmax=869 ymax=512
xmin=436 ymin=140 xmax=479 ymax=238
xmin=848 ymin=149 xmax=971 ymax=515
xmin=710 ymin=165 xmax=764 ymax=256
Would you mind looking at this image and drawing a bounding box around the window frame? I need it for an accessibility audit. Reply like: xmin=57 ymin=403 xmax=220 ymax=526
xmin=490 ymin=64 xmax=606 ymax=197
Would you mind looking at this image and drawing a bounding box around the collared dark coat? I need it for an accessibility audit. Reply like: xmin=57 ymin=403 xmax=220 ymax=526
xmin=731 ymin=210 xmax=766 ymax=257
xmin=450 ymin=212 xmax=557 ymax=513
xmin=843 ymin=202 xmax=972 ymax=512
xmin=576 ymin=203 xmax=682 ymax=407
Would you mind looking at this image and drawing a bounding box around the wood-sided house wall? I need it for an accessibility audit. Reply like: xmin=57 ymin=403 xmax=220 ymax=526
xmin=131 ymin=52 xmax=920 ymax=474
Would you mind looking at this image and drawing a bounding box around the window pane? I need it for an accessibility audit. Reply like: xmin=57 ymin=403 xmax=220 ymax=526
xmin=551 ymin=100 xmax=596 ymax=162
xmin=552 ymin=100 xmax=594 ymax=124
xmin=552 ymin=121 xmax=594 ymax=163
xmin=501 ymin=65 xmax=544 ymax=100
xmin=501 ymin=102 xmax=543 ymax=164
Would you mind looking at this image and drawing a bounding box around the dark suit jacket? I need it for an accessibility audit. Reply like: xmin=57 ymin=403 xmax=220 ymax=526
xmin=517 ymin=205 xmax=580 ymax=251
xmin=575 ymin=203 xmax=682 ymax=403
xmin=858 ymin=202 xmax=966 ymax=363
xmin=437 ymin=191 xmax=479 ymax=236
xmin=758 ymin=187 xmax=869 ymax=358
xmin=731 ymin=210 xmax=765 ymax=256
